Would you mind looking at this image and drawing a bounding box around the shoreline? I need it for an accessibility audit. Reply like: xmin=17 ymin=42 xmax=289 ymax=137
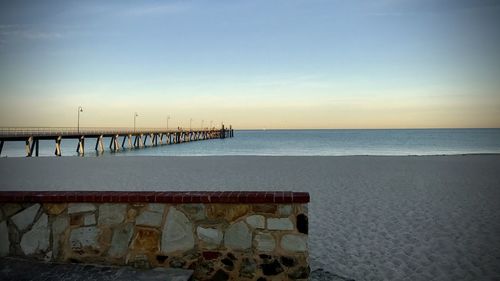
xmin=2 ymin=152 xmax=500 ymax=158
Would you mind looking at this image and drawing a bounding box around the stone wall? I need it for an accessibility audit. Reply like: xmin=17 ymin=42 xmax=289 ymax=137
xmin=0 ymin=191 xmax=310 ymax=281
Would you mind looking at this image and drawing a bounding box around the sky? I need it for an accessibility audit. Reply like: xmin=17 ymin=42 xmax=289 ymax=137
xmin=0 ymin=0 xmax=499 ymax=129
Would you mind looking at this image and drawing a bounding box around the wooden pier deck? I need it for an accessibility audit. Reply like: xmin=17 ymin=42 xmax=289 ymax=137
xmin=0 ymin=126 xmax=234 ymax=157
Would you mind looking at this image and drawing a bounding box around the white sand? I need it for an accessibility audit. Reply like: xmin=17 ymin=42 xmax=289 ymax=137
xmin=1 ymin=155 xmax=500 ymax=280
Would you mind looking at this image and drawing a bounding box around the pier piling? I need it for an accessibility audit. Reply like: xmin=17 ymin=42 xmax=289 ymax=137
xmin=35 ymin=139 xmax=39 ymax=156
xmin=25 ymin=137 xmax=33 ymax=157
xmin=76 ymin=136 xmax=85 ymax=155
xmin=54 ymin=136 xmax=62 ymax=156
xmin=121 ymin=135 xmax=126 ymax=148
xmin=95 ymin=135 xmax=104 ymax=153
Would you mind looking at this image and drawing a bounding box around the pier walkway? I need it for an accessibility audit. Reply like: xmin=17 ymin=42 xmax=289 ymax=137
xmin=0 ymin=126 xmax=234 ymax=157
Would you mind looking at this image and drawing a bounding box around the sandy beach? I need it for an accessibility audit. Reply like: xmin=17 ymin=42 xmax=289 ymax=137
xmin=1 ymin=155 xmax=500 ymax=280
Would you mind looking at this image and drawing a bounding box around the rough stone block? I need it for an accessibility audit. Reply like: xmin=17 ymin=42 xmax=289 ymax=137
xmin=44 ymin=203 xmax=67 ymax=215
xmin=278 ymin=205 xmax=292 ymax=216
xmin=202 ymin=251 xmax=221 ymax=260
xmin=212 ymin=269 xmax=229 ymax=280
xmin=52 ymin=215 xmax=68 ymax=260
xmin=52 ymin=215 xmax=68 ymax=236
xmin=127 ymin=209 xmax=138 ymax=221
xmin=161 ymin=207 xmax=194 ymax=253
xmin=280 ymin=234 xmax=307 ymax=252
xmin=255 ymin=232 xmax=276 ymax=252
xmin=109 ymin=223 xmax=134 ymax=257
xmin=252 ymin=204 xmax=277 ymax=214
xmin=224 ymin=221 xmax=251 ymax=250
xmin=261 ymin=259 xmax=284 ymax=276
xmin=206 ymin=204 xmax=250 ymax=221
xmin=196 ymin=226 xmax=222 ymax=249
xmin=69 ymin=226 xmax=100 ymax=250
xmin=20 ymin=213 xmax=49 ymax=255
xmin=52 ymin=216 xmax=68 ymax=235
xmin=240 ymin=258 xmax=257 ymax=278
xmin=68 ymin=203 xmax=95 ymax=214
xmin=98 ymin=204 xmax=126 ymax=226
xmin=136 ymin=211 xmax=163 ymax=227
xmin=1 ymin=203 xmax=23 ymax=217
xmin=0 ymin=221 xmax=9 ymax=256
xmin=267 ymin=218 xmax=294 ymax=230
xmin=84 ymin=213 xmax=96 ymax=226
xmin=148 ymin=204 xmax=165 ymax=213
xmin=132 ymin=254 xmax=150 ymax=269
xmin=180 ymin=204 xmax=206 ymax=221
xmin=133 ymin=227 xmax=160 ymax=252
xmin=300 ymin=203 xmax=308 ymax=214
xmin=280 ymin=256 xmax=296 ymax=267
xmin=11 ymin=204 xmax=40 ymax=232
xmin=245 ymin=215 xmax=265 ymax=229
xmin=70 ymin=214 xmax=84 ymax=226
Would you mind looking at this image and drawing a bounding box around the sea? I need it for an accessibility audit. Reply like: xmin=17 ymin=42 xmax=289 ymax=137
xmin=1 ymin=128 xmax=500 ymax=157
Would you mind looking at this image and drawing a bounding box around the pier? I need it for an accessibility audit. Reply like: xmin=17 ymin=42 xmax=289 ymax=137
xmin=0 ymin=125 xmax=234 ymax=157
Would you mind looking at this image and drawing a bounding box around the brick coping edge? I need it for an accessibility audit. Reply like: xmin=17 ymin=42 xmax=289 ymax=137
xmin=0 ymin=191 xmax=310 ymax=204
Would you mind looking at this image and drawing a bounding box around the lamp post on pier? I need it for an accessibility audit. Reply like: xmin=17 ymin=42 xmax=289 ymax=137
xmin=167 ymin=115 xmax=171 ymax=130
xmin=210 ymin=120 xmax=213 ymax=129
xmin=190 ymin=118 xmax=193 ymax=131
xmin=134 ymin=112 xmax=139 ymax=133
xmin=77 ymin=106 xmax=83 ymax=133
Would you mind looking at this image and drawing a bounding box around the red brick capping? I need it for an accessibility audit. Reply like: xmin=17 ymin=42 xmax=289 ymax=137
xmin=0 ymin=191 xmax=310 ymax=204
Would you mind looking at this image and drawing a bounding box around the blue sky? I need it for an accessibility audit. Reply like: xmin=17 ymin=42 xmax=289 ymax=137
xmin=0 ymin=0 xmax=499 ymax=129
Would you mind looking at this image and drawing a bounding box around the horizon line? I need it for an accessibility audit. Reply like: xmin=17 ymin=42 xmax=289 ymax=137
xmin=237 ymin=127 xmax=500 ymax=130
xmin=1 ymin=126 xmax=499 ymax=130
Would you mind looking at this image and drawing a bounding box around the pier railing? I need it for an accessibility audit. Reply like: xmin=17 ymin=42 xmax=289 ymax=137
xmin=0 ymin=127 xmax=215 ymax=137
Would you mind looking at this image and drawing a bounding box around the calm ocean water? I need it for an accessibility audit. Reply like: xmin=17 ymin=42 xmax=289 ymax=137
xmin=1 ymin=129 xmax=500 ymax=157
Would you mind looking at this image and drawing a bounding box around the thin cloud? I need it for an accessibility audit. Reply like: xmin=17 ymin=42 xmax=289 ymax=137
xmin=0 ymin=24 xmax=63 ymax=41
xmin=121 ymin=2 xmax=191 ymax=17
xmin=23 ymin=31 xmax=62 ymax=39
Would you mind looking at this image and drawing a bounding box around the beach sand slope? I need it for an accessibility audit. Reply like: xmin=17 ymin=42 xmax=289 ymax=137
xmin=1 ymin=155 xmax=500 ymax=281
